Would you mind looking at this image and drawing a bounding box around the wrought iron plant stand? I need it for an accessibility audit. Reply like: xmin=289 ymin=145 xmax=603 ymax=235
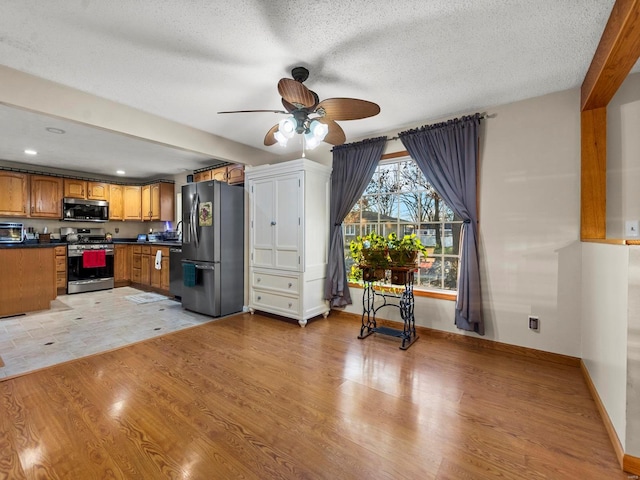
xmin=357 ymin=267 xmax=419 ymax=350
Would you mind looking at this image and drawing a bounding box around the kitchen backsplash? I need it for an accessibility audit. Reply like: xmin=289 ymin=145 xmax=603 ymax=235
xmin=0 ymin=217 xmax=169 ymax=239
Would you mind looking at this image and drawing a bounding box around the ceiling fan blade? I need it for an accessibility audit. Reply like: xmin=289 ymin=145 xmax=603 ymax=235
xmin=315 ymin=98 xmax=380 ymax=121
xmin=264 ymin=124 xmax=279 ymax=146
xmin=316 ymin=118 xmax=346 ymax=146
xmin=282 ymin=99 xmax=296 ymax=113
xmin=218 ymin=109 xmax=287 ymax=114
xmin=277 ymin=78 xmax=316 ymax=108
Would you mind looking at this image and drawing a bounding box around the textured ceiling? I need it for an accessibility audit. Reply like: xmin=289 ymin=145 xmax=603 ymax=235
xmin=0 ymin=0 xmax=627 ymax=178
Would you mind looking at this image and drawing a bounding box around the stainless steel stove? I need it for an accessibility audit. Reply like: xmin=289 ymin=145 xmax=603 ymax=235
xmin=63 ymin=227 xmax=115 ymax=294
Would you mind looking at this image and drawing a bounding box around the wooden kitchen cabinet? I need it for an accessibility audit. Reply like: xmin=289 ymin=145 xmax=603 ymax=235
xmin=30 ymin=175 xmax=63 ymax=218
xmin=131 ymin=245 xmax=142 ymax=284
xmin=0 ymin=247 xmax=56 ymax=317
xmin=141 ymin=182 xmax=174 ymax=222
xmin=150 ymin=246 xmax=170 ymax=291
xmin=63 ymin=179 xmax=86 ymax=199
xmin=54 ymin=245 xmax=67 ymax=295
xmin=109 ymin=184 xmax=124 ymax=220
xmin=64 ymin=179 xmax=110 ymax=201
xmin=87 ymin=182 xmax=109 ymax=201
xmin=211 ymin=166 xmax=228 ymax=182
xmin=123 ymin=185 xmax=142 ymax=220
xmin=227 ymin=164 xmax=245 ymax=185
xmin=0 ymin=171 xmax=29 ymax=216
xmin=193 ymin=170 xmax=212 ymax=182
xmin=114 ymin=244 xmax=131 ymax=286
xmin=194 ymin=164 xmax=244 ymax=185
xmin=140 ymin=245 xmax=151 ymax=285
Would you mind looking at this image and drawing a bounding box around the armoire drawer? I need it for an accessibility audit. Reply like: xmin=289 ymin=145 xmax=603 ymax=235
xmin=251 ymin=289 xmax=300 ymax=315
xmin=251 ymin=271 xmax=299 ymax=294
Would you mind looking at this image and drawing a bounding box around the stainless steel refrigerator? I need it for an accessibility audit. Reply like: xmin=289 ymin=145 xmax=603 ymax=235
xmin=181 ymin=180 xmax=244 ymax=317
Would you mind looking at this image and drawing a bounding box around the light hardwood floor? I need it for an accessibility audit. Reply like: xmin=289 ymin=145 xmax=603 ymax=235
xmin=0 ymin=312 xmax=627 ymax=479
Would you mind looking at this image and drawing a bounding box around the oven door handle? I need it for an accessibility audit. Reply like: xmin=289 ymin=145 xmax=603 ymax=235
xmin=68 ymin=250 xmax=114 ymax=258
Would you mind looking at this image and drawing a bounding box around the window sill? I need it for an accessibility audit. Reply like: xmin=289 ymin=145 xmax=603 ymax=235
xmin=347 ymin=282 xmax=457 ymax=301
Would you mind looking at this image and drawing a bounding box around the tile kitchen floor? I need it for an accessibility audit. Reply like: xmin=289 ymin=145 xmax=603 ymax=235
xmin=0 ymin=287 xmax=219 ymax=380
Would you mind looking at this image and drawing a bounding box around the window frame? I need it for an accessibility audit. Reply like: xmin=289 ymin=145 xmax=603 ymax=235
xmin=344 ymin=151 xmax=459 ymax=301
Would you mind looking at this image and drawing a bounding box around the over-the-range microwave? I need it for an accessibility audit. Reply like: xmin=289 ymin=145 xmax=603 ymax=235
xmin=62 ymin=198 xmax=109 ymax=222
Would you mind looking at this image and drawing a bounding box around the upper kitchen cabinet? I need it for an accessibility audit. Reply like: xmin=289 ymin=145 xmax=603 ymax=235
xmin=211 ymin=166 xmax=228 ymax=182
xmin=227 ymin=164 xmax=245 ymax=185
xmin=30 ymin=175 xmax=63 ymax=218
xmin=193 ymin=170 xmax=212 ymax=183
xmin=87 ymin=181 xmax=109 ymax=201
xmin=193 ymin=164 xmax=244 ymax=185
xmin=123 ymin=185 xmax=142 ymax=220
xmin=64 ymin=179 xmax=110 ymax=201
xmin=109 ymin=184 xmax=124 ymax=220
xmin=142 ymin=182 xmax=174 ymax=222
xmin=0 ymin=171 xmax=29 ymax=216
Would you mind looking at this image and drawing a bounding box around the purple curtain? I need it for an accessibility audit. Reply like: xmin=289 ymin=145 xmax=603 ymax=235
xmin=399 ymin=113 xmax=483 ymax=335
xmin=324 ymin=136 xmax=387 ymax=307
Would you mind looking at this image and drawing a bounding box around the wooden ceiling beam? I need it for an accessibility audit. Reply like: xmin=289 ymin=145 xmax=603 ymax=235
xmin=581 ymin=0 xmax=640 ymax=111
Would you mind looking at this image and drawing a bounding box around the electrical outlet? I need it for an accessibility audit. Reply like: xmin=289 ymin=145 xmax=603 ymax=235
xmin=528 ymin=315 xmax=539 ymax=331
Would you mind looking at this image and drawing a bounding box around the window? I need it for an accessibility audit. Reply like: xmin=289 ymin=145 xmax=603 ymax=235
xmin=343 ymin=157 xmax=462 ymax=292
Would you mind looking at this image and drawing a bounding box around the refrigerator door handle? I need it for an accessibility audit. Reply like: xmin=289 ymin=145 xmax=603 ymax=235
xmin=194 ymin=264 xmax=215 ymax=270
xmin=193 ymin=192 xmax=200 ymax=249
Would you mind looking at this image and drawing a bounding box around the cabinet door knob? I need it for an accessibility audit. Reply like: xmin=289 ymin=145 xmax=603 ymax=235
xmin=288 ymin=302 xmax=292 ymax=308
xmin=257 ymin=296 xmax=261 ymax=301
xmin=288 ymin=283 xmax=292 ymax=288
xmin=257 ymin=277 xmax=261 ymax=282
xmin=270 ymin=221 xmax=276 ymax=226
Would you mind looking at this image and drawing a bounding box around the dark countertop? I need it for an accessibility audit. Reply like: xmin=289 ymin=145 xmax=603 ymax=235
xmin=112 ymin=240 xmax=182 ymax=247
xmin=0 ymin=242 xmax=68 ymax=249
xmin=0 ymin=240 xmax=182 ymax=249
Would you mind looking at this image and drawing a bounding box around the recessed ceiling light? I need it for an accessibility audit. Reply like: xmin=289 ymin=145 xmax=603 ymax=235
xmin=116 ymin=170 xmax=125 ymax=175
xmin=46 ymin=127 xmax=65 ymax=134
xmin=24 ymin=149 xmax=38 ymax=155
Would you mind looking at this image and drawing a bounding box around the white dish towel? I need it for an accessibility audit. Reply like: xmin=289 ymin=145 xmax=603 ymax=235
xmin=155 ymin=249 xmax=162 ymax=270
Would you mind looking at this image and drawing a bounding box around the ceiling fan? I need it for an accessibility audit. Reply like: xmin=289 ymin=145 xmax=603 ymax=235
xmin=218 ymin=66 xmax=380 ymax=149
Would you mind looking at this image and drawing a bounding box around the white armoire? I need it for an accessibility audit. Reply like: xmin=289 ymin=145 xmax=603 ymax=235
xmin=245 ymin=158 xmax=331 ymax=326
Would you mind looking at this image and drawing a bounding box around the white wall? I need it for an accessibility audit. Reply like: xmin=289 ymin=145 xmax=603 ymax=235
xmin=608 ymin=72 xmax=640 ymax=239
xmin=581 ymin=243 xmax=629 ymax=450
xmin=342 ymin=87 xmax=583 ymax=356
xmin=628 ymin=248 xmax=640 ymax=456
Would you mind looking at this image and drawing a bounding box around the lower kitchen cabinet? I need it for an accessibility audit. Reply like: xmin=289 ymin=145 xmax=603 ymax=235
xmin=140 ymin=245 xmax=151 ymax=285
xmin=54 ymin=245 xmax=67 ymax=295
xmin=150 ymin=247 xmax=170 ymax=291
xmin=0 ymin=247 xmax=57 ymax=317
xmin=131 ymin=245 xmax=142 ymax=284
xmin=114 ymin=244 xmax=131 ymax=286
xmin=130 ymin=244 xmax=171 ymax=294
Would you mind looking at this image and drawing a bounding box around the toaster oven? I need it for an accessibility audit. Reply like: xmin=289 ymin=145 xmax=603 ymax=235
xmin=0 ymin=222 xmax=24 ymax=243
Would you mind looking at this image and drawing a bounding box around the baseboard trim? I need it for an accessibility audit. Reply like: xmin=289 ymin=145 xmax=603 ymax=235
xmin=579 ymin=361 xmax=625 ymax=469
xmin=330 ymin=309 xmax=580 ymax=367
xmin=624 ymin=454 xmax=640 ymax=476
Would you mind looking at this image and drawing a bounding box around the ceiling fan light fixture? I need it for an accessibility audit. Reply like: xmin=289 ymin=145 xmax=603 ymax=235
xmin=304 ymin=119 xmax=329 ymax=149
xmin=309 ymin=119 xmax=329 ymax=140
xmin=279 ymin=117 xmax=296 ymax=138
xmin=274 ymin=129 xmax=289 ymax=147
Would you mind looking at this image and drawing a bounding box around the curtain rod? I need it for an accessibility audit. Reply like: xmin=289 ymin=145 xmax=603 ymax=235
xmin=386 ymin=112 xmax=494 ymax=142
